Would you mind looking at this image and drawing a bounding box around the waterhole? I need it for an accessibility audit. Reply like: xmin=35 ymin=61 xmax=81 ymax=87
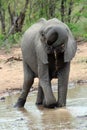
xmin=0 ymin=84 xmax=87 ymax=130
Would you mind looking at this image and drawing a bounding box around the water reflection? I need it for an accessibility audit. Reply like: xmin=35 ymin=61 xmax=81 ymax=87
xmin=0 ymin=84 xmax=87 ymax=130
xmin=19 ymin=107 xmax=73 ymax=130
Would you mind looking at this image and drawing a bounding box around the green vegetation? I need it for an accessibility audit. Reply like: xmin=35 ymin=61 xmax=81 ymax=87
xmin=0 ymin=0 xmax=87 ymax=47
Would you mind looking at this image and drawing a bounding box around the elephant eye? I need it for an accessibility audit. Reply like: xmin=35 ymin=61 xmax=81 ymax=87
xmin=40 ymin=30 xmax=45 ymax=37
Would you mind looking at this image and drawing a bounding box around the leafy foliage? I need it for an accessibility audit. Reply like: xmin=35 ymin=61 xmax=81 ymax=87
xmin=0 ymin=0 xmax=87 ymax=46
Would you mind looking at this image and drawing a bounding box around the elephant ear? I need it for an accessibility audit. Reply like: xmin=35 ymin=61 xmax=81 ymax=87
xmin=36 ymin=39 xmax=48 ymax=64
xmin=64 ymin=29 xmax=77 ymax=62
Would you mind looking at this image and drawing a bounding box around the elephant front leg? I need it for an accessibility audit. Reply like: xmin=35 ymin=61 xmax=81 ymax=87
xmin=38 ymin=63 xmax=56 ymax=108
xmin=57 ymin=62 xmax=70 ymax=107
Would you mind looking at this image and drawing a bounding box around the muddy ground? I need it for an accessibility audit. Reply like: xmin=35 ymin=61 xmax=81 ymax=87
xmin=0 ymin=42 xmax=87 ymax=94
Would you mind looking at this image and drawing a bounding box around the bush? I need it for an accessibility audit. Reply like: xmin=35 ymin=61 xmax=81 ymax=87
xmin=67 ymin=20 xmax=87 ymax=41
xmin=0 ymin=34 xmax=5 ymax=46
xmin=7 ymin=32 xmax=22 ymax=44
xmin=67 ymin=23 xmax=80 ymax=38
xmin=0 ymin=32 xmax=22 ymax=48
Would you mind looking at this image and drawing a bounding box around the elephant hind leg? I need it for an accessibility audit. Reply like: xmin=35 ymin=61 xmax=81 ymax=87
xmin=14 ymin=61 xmax=34 ymax=108
xmin=36 ymin=84 xmax=44 ymax=105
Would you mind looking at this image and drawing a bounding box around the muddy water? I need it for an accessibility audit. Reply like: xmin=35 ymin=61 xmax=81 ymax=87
xmin=0 ymin=85 xmax=87 ymax=130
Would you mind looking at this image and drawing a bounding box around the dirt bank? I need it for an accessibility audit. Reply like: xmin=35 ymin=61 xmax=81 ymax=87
xmin=0 ymin=42 xmax=87 ymax=94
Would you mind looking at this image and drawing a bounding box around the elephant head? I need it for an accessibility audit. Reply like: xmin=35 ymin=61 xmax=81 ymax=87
xmin=37 ymin=20 xmax=77 ymax=64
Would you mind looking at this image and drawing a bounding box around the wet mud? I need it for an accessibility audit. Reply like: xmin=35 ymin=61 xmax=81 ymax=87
xmin=0 ymin=84 xmax=87 ymax=130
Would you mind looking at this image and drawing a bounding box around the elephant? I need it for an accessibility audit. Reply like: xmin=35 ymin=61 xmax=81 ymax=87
xmin=14 ymin=18 xmax=77 ymax=108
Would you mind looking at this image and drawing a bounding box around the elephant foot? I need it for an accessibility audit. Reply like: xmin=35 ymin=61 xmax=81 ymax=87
xmin=36 ymin=102 xmax=43 ymax=106
xmin=57 ymin=102 xmax=66 ymax=108
xmin=43 ymin=103 xmax=57 ymax=108
xmin=43 ymin=98 xmax=57 ymax=108
xmin=36 ymin=98 xmax=43 ymax=106
xmin=36 ymin=100 xmax=57 ymax=108
xmin=14 ymin=98 xmax=26 ymax=108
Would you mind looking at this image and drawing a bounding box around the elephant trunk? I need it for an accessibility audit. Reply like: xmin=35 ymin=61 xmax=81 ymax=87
xmin=46 ymin=29 xmax=58 ymax=45
xmin=46 ymin=26 xmax=68 ymax=47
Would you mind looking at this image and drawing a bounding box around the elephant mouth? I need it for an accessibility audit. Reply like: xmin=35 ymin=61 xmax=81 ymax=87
xmin=53 ymin=43 xmax=64 ymax=53
xmin=47 ymin=43 xmax=64 ymax=54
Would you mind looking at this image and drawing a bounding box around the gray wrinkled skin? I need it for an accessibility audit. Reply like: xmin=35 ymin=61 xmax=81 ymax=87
xmin=14 ymin=18 xmax=77 ymax=108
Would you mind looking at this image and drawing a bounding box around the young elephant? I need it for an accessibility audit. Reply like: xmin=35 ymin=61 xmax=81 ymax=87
xmin=14 ymin=18 xmax=77 ymax=108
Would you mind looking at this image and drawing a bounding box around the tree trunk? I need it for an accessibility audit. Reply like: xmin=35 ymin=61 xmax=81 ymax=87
xmin=8 ymin=0 xmax=29 ymax=36
xmin=48 ymin=0 xmax=56 ymax=18
xmin=61 ymin=0 xmax=65 ymax=22
xmin=74 ymin=7 xmax=84 ymax=23
xmin=0 ymin=3 xmax=6 ymax=34
xmin=29 ymin=0 xmax=32 ymax=23
xmin=68 ymin=0 xmax=73 ymax=23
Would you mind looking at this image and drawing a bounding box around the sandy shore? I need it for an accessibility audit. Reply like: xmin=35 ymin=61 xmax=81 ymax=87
xmin=0 ymin=42 xmax=87 ymax=94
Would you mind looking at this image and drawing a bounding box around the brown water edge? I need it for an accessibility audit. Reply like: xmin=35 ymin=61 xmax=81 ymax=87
xmin=0 ymin=84 xmax=87 ymax=130
xmin=0 ymin=81 xmax=87 ymax=99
